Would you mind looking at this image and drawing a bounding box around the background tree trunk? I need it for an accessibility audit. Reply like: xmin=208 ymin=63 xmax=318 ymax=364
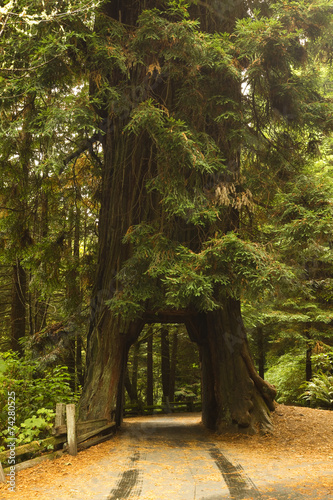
xmin=125 ymin=367 xmax=136 ymax=402
xmin=169 ymin=330 xmax=178 ymax=402
xmin=65 ymin=193 xmax=83 ymax=390
xmin=10 ymin=261 xmax=26 ymax=354
xmin=305 ymin=325 xmax=313 ymax=382
xmin=131 ymin=341 xmax=141 ymax=402
xmin=256 ymin=326 xmax=265 ymax=379
xmin=146 ymin=330 xmax=154 ymax=406
xmin=161 ymin=328 xmax=170 ymax=403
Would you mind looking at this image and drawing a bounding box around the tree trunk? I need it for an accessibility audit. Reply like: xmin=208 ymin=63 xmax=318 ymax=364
xmin=131 ymin=341 xmax=140 ymax=402
xmin=169 ymin=330 xmax=178 ymax=402
xmin=199 ymin=299 xmax=276 ymax=434
xmin=34 ymin=187 xmax=49 ymax=333
xmin=305 ymin=345 xmax=312 ymax=382
xmin=10 ymin=261 xmax=26 ymax=354
xmin=125 ymin=367 xmax=136 ymax=402
xmin=80 ymin=307 xmax=143 ymax=420
xmin=76 ymin=333 xmax=84 ymax=388
xmin=65 ymin=190 xmax=83 ymax=390
xmin=305 ymin=325 xmax=312 ymax=382
xmin=79 ymin=0 xmax=277 ymax=432
xmin=161 ymin=327 xmax=170 ymax=403
xmin=146 ymin=330 xmax=154 ymax=406
xmin=256 ymin=326 xmax=265 ymax=379
xmin=79 ymin=126 xmax=148 ymax=420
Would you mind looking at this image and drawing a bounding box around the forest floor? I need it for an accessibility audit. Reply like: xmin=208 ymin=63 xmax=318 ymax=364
xmin=0 ymin=404 xmax=332 ymax=500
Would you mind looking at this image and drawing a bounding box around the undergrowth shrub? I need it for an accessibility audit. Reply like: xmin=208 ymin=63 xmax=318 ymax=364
xmin=301 ymin=373 xmax=333 ymax=409
xmin=0 ymin=351 xmax=77 ymax=450
xmin=265 ymin=351 xmax=305 ymax=404
xmin=0 ymin=408 xmax=56 ymax=449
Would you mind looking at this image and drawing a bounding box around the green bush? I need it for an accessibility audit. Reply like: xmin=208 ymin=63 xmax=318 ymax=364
xmin=174 ymin=382 xmax=201 ymax=401
xmin=265 ymin=351 xmax=305 ymax=405
xmin=300 ymin=373 xmax=333 ymax=409
xmin=0 ymin=408 xmax=56 ymax=449
xmin=0 ymin=351 xmax=76 ymax=448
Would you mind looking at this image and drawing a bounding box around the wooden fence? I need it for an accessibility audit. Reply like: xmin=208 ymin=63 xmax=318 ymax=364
xmin=124 ymin=398 xmax=202 ymax=416
xmin=0 ymin=403 xmax=116 ymax=481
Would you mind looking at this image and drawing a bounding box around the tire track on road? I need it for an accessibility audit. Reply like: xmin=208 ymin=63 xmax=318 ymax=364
xmin=113 ymin=417 xmax=263 ymax=499
xmin=174 ymin=437 xmax=262 ymax=499
xmin=208 ymin=444 xmax=262 ymax=499
xmin=107 ymin=449 xmax=143 ymax=500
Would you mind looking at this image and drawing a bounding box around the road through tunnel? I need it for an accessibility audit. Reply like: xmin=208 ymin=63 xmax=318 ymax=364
xmin=121 ymin=320 xmax=203 ymax=423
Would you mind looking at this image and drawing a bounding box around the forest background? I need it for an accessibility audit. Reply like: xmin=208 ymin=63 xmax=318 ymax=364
xmin=0 ymin=0 xmax=333 ymax=448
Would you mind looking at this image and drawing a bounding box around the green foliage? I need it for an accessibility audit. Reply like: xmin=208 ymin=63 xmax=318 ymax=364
xmin=300 ymin=348 xmax=333 ymax=409
xmin=174 ymin=384 xmax=200 ymax=402
xmin=0 ymin=409 xmax=55 ymax=450
xmin=265 ymin=351 xmax=306 ymax=404
xmin=125 ymin=100 xmax=225 ymax=225
xmin=301 ymin=373 xmax=333 ymax=409
xmin=312 ymin=349 xmax=333 ymax=373
xmin=109 ymin=226 xmax=295 ymax=318
xmin=0 ymin=351 xmax=74 ymax=437
xmin=265 ymin=346 xmax=333 ymax=407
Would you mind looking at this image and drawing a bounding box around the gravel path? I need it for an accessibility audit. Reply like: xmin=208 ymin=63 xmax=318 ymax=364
xmin=1 ymin=412 xmax=332 ymax=499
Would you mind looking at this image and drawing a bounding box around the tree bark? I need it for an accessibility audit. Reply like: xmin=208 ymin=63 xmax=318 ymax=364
xmin=199 ymin=299 xmax=276 ymax=433
xmin=79 ymin=123 xmax=148 ymax=420
xmin=80 ymin=301 xmax=144 ymax=420
xmin=169 ymin=330 xmax=178 ymax=402
xmin=33 ymin=187 xmax=49 ymax=333
xmin=146 ymin=330 xmax=154 ymax=406
xmin=161 ymin=327 xmax=170 ymax=403
xmin=131 ymin=341 xmax=141 ymax=401
xmin=10 ymin=261 xmax=26 ymax=354
xmin=80 ymin=30 xmax=158 ymax=418
xmin=305 ymin=325 xmax=313 ymax=382
xmin=76 ymin=333 xmax=84 ymax=388
xmin=65 ymin=186 xmax=84 ymax=390
xmin=79 ymin=0 xmax=277 ymax=433
xmin=125 ymin=367 xmax=136 ymax=402
xmin=256 ymin=326 xmax=265 ymax=379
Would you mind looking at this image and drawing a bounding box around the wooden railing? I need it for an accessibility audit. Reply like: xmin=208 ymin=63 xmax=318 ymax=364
xmin=52 ymin=403 xmax=116 ymax=456
xmin=124 ymin=399 xmax=202 ymax=416
xmin=0 ymin=403 xmax=116 ymax=481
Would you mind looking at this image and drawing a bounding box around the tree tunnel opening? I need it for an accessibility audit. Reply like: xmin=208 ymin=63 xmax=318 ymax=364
xmin=80 ymin=301 xmax=276 ymax=434
xmin=122 ymin=323 xmax=202 ymax=422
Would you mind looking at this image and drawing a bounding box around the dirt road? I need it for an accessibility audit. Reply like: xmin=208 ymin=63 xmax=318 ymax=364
xmin=1 ymin=411 xmax=332 ymax=499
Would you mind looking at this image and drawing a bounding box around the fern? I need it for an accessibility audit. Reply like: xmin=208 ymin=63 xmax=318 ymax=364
xmin=301 ymin=373 xmax=333 ymax=409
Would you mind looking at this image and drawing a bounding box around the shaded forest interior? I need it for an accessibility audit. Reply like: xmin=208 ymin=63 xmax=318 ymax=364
xmin=125 ymin=324 xmax=201 ymax=410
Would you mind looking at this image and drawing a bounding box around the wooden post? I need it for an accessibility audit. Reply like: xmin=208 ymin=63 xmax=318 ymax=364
xmin=55 ymin=403 xmax=66 ymax=427
xmin=0 ymin=462 xmax=6 ymax=483
xmin=66 ymin=404 xmax=77 ymax=456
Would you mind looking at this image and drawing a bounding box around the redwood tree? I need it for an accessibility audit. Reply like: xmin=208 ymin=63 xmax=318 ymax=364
xmin=79 ymin=0 xmax=332 ymax=432
xmin=1 ymin=0 xmax=332 ymax=433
